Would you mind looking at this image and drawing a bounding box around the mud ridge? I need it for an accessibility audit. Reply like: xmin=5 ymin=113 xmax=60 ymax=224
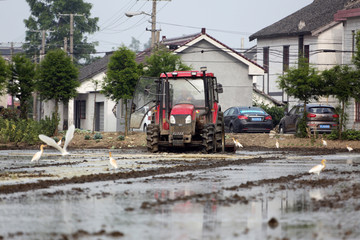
xmin=0 ymin=157 xmax=267 ymax=195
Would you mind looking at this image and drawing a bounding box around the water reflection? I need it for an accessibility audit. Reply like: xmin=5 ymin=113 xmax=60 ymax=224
xmin=145 ymin=186 xmax=354 ymax=240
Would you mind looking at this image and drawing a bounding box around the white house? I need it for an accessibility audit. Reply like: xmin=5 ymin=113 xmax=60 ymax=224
xmin=249 ymin=0 xmax=360 ymax=129
xmin=44 ymin=29 xmax=266 ymax=132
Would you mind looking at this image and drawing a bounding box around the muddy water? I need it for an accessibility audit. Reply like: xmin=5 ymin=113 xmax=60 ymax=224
xmin=0 ymin=149 xmax=359 ymax=239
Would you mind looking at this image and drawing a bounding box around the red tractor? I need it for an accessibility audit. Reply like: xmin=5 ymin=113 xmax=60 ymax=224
xmin=146 ymin=67 xmax=225 ymax=153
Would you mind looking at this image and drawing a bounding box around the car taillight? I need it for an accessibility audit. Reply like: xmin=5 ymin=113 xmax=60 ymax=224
xmin=307 ymin=113 xmax=316 ymax=118
xmin=265 ymin=115 xmax=272 ymax=120
xmin=238 ymin=115 xmax=248 ymax=120
xmin=333 ymin=114 xmax=339 ymax=118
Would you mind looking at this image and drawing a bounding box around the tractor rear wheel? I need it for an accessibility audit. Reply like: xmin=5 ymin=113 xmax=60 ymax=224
xmin=146 ymin=124 xmax=159 ymax=153
xmin=202 ymin=124 xmax=215 ymax=153
xmin=215 ymin=112 xmax=225 ymax=152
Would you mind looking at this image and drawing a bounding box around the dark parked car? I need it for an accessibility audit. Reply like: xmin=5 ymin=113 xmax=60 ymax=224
xmin=224 ymin=106 xmax=273 ymax=133
xmin=278 ymin=104 xmax=339 ymax=134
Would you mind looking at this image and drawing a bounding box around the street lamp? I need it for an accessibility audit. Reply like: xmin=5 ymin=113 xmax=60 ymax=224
xmin=125 ymin=1 xmax=157 ymax=49
xmin=125 ymin=11 xmax=151 ymax=18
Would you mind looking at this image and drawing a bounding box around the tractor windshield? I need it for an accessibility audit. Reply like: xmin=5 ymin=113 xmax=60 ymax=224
xmin=170 ymin=78 xmax=205 ymax=107
xmin=130 ymin=77 xmax=158 ymax=130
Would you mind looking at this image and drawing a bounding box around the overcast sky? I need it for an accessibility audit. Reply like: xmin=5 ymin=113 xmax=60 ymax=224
xmin=0 ymin=0 xmax=313 ymax=54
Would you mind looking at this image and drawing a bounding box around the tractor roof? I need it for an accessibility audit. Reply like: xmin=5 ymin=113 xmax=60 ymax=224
xmin=160 ymin=71 xmax=214 ymax=78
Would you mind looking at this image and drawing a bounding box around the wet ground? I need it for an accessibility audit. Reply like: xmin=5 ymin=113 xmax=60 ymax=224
xmin=0 ymin=147 xmax=360 ymax=240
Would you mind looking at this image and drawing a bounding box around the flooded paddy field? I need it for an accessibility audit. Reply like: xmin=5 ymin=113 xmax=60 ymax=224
xmin=0 ymin=148 xmax=360 ymax=240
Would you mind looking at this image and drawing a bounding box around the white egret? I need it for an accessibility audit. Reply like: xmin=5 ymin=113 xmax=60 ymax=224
xmin=31 ymin=144 xmax=46 ymax=163
xmin=346 ymin=145 xmax=353 ymax=152
xmin=309 ymin=159 xmax=326 ymax=176
xmin=39 ymin=124 xmax=75 ymax=156
xmin=109 ymin=152 xmax=119 ymax=169
xmin=232 ymin=138 xmax=243 ymax=148
xmin=322 ymin=138 xmax=327 ymax=147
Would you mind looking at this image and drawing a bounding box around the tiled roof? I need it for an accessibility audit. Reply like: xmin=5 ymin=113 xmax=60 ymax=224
xmin=78 ymin=53 xmax=112 ymax=82
xmin=135 ymin=33 xmax=201 ymax=63
xmin=249 ymin=0 xmax=351 ymax=41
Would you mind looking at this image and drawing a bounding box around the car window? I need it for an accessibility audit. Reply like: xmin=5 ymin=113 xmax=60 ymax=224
xmin=233 ymin=108 xmax=239 ymax=115
xmin=309 ymin=107 xmax=335 ymax=114
xmin=240 ymin=109 xmax=265 ymax=115
xmin=228 ymin=108 xmax=235 ymax=115
xmin=224 ymin=109 xmax=230 ymax=116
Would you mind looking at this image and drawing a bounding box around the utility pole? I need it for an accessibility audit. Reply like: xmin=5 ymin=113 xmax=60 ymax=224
xmin=151 ymin=0 xmax=156 ymax=49
xmin=29 ymin=29 xmax=54 ymax=120
xmin=64 ymin=37 xmax=68 ymax=53
xmin=58 ymin=13 xmax=84 ymax=61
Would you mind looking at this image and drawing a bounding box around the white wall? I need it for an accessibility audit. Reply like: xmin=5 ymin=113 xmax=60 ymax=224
xmin=42 ymin=70 xmax=121 ymax=132
xmin=341 ymin=16 xmax=360 ymax=130
xmin=77 ymin=72 xmax=118 ymax=132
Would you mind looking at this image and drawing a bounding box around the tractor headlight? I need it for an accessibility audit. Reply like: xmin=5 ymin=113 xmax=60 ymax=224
xmin=170 ymin=115 xmax=176 ymax=124
xmin=185 ymin=115 xmax=192 ymax=124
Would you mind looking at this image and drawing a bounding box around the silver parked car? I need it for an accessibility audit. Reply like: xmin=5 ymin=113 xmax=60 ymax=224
xmin=278 ymin=104 xmax=339 ymax=134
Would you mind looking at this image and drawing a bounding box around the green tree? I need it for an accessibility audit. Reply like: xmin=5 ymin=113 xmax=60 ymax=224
xmin=24 ymin=0 xmax=99 ymax=66
xmin=278 ymin=58 xmax=325 ymax=136
xmin=37 ymin=49 xmax=79 ymax=128
xmin=0 ymin=55 xmax=9 ymax=93
xmin=129 ymin=37 xmax=141 ymax=53
xmin=7 ymin=54 xmax=36 ymax=119
xmin=144 ymin=46 xmax=191 ymax=77
xmin=143 ymin=38 xmax=151 ymax=51
xmin=101 ymin=46 xmax=143 ymax=135
xmin=322 ymin=65 xmax=360 ymax=139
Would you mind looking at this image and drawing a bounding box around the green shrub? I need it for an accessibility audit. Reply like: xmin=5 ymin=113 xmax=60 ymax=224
xmin=0 ymin=112 xmax=59 ymax=144
xmin=325 ymin=129 xmax=360 ymax=140
xmin=253 ymin=102 xmax=286 ymax=127
xmin=84 ymin=135 xmax=91 ymax=140
xmin=93 ymin=132 xmax=103 ymax=140
xmin=117 ymin=135 xmax=125 ymax=141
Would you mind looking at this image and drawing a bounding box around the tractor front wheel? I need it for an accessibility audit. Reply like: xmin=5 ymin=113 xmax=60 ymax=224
xmin=215 ymin=112 xmax=225 ymax=152
xmin=146 ymin=124 xmax=159 ymax=153
xmin=202 ymin=124 xmax=215 ymax=153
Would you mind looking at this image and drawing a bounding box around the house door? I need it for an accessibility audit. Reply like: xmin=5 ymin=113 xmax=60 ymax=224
xmin=95 ymin=102 xmax=104 ymax=131
xmin=75 ymin=100 xmax=85 ymax=129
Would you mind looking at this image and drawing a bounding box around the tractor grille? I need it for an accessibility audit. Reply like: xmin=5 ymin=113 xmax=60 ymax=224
xmin=174 ymin=115 xmax=187 ymax=125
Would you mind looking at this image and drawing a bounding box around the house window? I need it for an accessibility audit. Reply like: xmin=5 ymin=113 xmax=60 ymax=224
xmin=79 ymin=100 xmax=86 ymax=119
xmin=352 ymin=30 xmax=355 ymax=58
xmin=356 ymin=102 xmax=360 ymax=122
xmin=304 ymin=45 xmax=310 ymax=63
xmin=283 ymin=46 xmax=289 ymax=72
xmin=298 ymin=35 xmax=304 ymax=59
xmin=263 ymin=47 xmax=269 ymax=73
